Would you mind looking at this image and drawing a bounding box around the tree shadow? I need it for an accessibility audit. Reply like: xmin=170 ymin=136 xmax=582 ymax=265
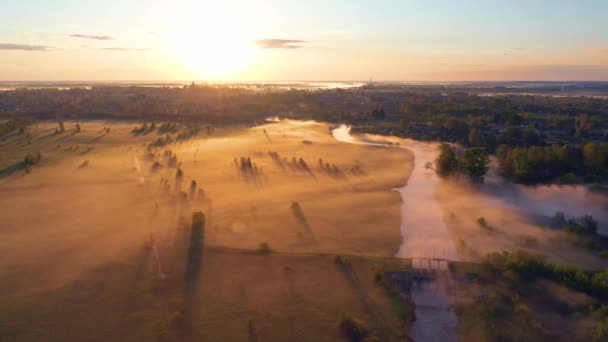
xmin=263 ymin=129 xmax=273 ymax=144
xmin=291 ymin=202 xmax=319 ymax=249
xmin=0 ymin=161 xmax=25 ymax=178
xmin=54 ymin=130 xmax=78 ymax=142
xmin=179 ymin=212 xmax=206 ymax=338
xmin=117 ymin=245 xmax=151 ymax=320
xmin=89 ymin=133 xmax=107 ymax=143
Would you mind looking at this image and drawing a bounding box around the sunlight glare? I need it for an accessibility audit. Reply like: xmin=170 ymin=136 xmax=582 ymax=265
xmin=171 ymin=2 xmax=258 ymax=80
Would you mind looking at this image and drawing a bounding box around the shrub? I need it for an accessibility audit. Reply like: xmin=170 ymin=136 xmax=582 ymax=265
xmin=596 ymin=318 xmax=608 ymax=341
xmin=23 ymin=152 xmax=41 ymax=166
xmin=189 ymin=180 xmax=197 ymax=198
xmin=373 ymin=271 xmax=384 ymax=284
xmin=566 ymin=215 xmax=598 ymax=235
xmin=552 ymin=211 xmax=567 ymax=228
xmin=258 ymin=242 xmax=271 ymax=254
xmin=150 ymin=161 xmax=162 ymax=171
xmin=335 ymin=255 xmax=349 ymax=267
xmin=339 ymin=312 xmax=369 ymax=342
xmin=477 ymin=217 xmax=493 ymax=232
xmin=560 ymin=172 xmax=577 ymax=185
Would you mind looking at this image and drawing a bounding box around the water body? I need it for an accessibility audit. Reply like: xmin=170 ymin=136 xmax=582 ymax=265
xmin=332 ymin=125 xmax=459 ymax=259
xmin=332 ymin=125 xmax=458 ymax=342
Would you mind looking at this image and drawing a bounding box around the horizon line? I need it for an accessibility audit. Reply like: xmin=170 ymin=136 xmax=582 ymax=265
xmin=2 ymin=79 xmax=608 ymax=84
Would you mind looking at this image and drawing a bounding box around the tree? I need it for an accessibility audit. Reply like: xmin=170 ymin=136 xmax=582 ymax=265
xmin=592 ymin=270 xmax=608 ymax=297
xmin=468 ymin=128 xmax=484 ymax=147
xmin=461 ymin=148 xmax=489 ymax=183
xmin=435 ymin=143 xmax=459 ymax=178
xmin=503 ymin=126 xmax=522 ymax=145
xmin=371 ymin=106 xmax=385 ymax=119
xmin=560 ymin=173 xmax=577 ymax=185
xmin=24 ymin=152 xmax=41 ymax=166
xmin=522 ymin=124 xmax=539 ymax=146
xmin=339 ymin=312 xmax=369 ymax=342
xmin=583 ymin=142 xmax=607 ymax=174
xmin=399 ymin=118 xmax=410 ymax=131
xmin=189 ymin=180 xmax=197 ymax=198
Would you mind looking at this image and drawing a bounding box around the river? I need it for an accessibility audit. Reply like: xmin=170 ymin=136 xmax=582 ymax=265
xmin=332 ymin=124 xmax=458 ymax=342
xmin=332 ymin=124 xmax=459 ymax=260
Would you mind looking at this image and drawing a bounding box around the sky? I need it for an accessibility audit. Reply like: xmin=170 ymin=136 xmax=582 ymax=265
xmin=0 ymin=0 xmax=607 ymax=81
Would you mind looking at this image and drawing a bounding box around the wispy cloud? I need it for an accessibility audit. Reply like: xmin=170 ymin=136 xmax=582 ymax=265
xmin=0 ymin=43 xmax=54 ymax=51
xmin=97 ymin=47 xmax=152 ymax=51
xmin=69 ymin=34 xmax=114 ymax=40
xmin=254 ymin=39 xmax=307 ymax=49
xmin=503 ymin=47 xmax=526 ymax=56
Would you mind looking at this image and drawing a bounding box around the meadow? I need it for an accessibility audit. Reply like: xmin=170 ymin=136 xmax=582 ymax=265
xmin=0 ymin=119 xmax=414 ymax=341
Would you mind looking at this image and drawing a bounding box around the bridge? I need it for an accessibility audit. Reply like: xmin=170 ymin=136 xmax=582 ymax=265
xmin=410 ymin=257 xmax=450 ymax=271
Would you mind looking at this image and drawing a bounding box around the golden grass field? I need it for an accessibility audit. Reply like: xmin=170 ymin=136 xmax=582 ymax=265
xmin=0 ymin=119 xmax=414 ymax=341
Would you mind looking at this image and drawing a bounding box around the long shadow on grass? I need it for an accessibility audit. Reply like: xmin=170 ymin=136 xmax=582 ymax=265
xmin=89 ymin=133 xmax=107 ymax=143
xmin=117 ymin=245 xmax=151 ymax=323
xmin=179 ymin=212 xmax=206 ymax=338
xmin=0 ymin=161 xmax=25 ymax=178
xmin=291 ymin=202 xmax=319 ymax=250
xmin=335 ymin=257 xmax=391 ymax=341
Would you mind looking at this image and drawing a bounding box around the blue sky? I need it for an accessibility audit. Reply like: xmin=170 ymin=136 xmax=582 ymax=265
xmin=1 ymin=0 xmax=607 ymax=80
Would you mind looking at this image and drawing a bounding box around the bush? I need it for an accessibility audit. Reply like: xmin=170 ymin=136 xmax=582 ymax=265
xmin=552 ymin=211 xmax=567 ymax=228
xmin=335 ymin=255 xmax=350 ymax=267
xmin=484 ymin=250 xmax=608 ymax=298
xmin=566 ymin=215 xmax=598 ymax=235
xmin=258 ymin=242 xmax=271 ymax=254
xmin=339 ymin=312 xmax=369 ymax=342
xmin=560 ymin=172 xmax=577 ymax=185
xmin=23 ymin=152 xmax=41 ymax=166
xmin=596 ymin=318 xmax=608 ymax=341
xmin=150 ymin=161 xmax=162 ymax=171
xmin=477 ymin=217 xmax=493 ymax=232
xmin=189 ymin=180 xmax=197 ymax=198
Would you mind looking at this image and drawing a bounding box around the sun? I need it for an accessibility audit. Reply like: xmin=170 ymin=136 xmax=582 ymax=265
xmin=171 ymin=3 xmax=258 ymax=80
xmin=174 ymin=31 xmax=256 ymax=80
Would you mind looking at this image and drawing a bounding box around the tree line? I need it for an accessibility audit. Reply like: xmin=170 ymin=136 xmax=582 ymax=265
xmin=496 ymin=142 xmax=608 ymax=184
xmin=434 ymin=143 xmax=490 ymax=183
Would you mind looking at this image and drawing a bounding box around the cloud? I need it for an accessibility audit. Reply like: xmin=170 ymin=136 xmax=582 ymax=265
xmin=503 ymin=47 xmax=525 ymax=55
xmin=0 ymin=43 xmax=54 ymax=51
xmin=97 ymin=47 xmax=152 ymax=51
xmin=69 ymin=34 xmax=114 ymax=40
xmin=253 ymin=39 xmax=307 ymax=49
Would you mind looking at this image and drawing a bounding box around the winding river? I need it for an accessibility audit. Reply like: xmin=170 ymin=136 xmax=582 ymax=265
xmin=332 ymin=125 xmax=459 ymax=260
xmin=331 ymin=122 xmax=608 ymax=341
xmin=332 ymin=124 xmax=458 ymax=342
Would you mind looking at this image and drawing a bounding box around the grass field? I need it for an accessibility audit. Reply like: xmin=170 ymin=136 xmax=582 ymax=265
xmin=0 ymin=119 xmax=415 ymax=341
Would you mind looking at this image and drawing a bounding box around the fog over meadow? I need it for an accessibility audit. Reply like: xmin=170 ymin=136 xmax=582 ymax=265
xmin=335 ymin=124 xmax=608 ymax=267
